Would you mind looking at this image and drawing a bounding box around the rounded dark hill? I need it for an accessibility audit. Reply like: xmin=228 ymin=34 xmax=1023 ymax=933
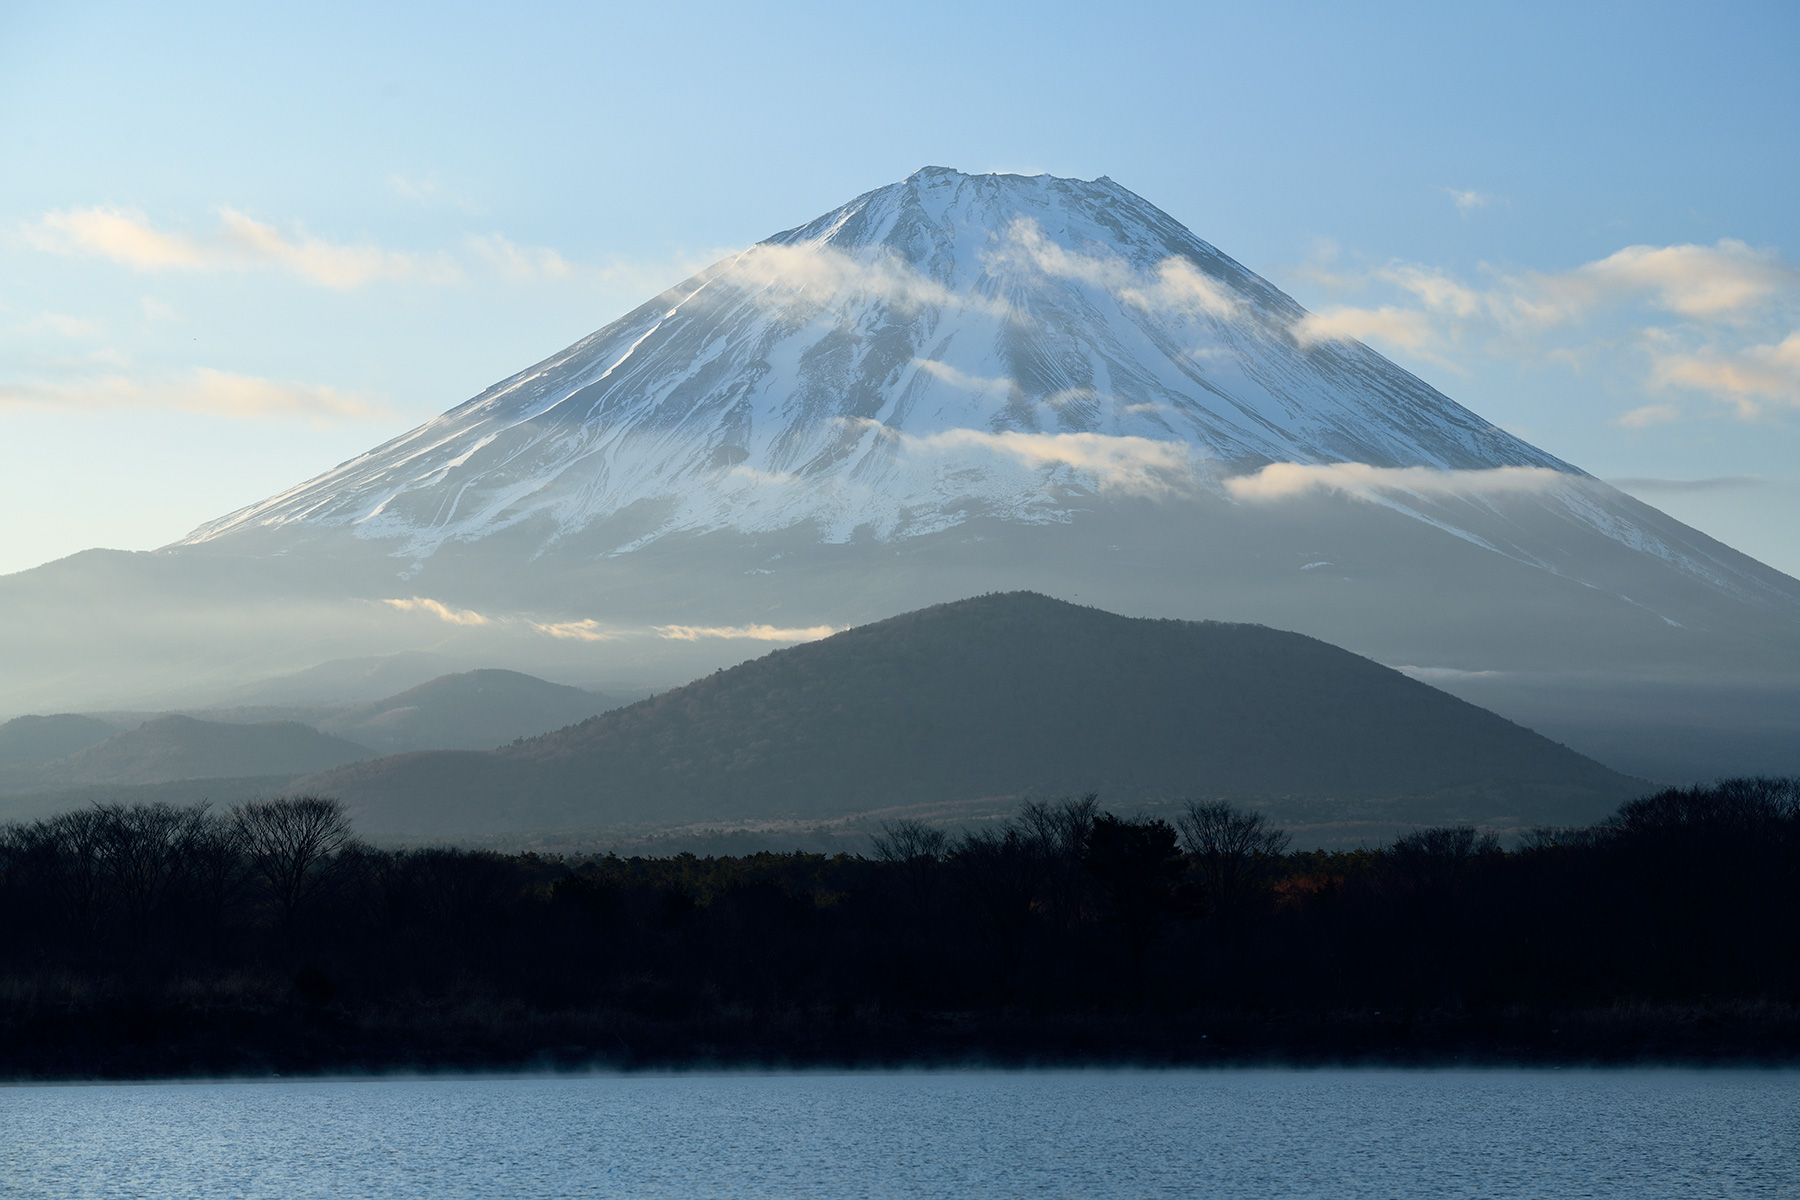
xmin=304 ymin=593 xmax=1642 ymax=837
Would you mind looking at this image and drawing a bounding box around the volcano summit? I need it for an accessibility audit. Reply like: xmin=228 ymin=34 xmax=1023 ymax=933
xmin=6 ymin=168 xmax=1798 ymax=779
xmin=187 ymin=167 xmax=1567 ymax=553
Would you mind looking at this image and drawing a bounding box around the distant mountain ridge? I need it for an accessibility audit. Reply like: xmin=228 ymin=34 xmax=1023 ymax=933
xmin=0 ymin=670 xmax=624 ymax=800
xmin=25 ymin=715 xmax=371 ymax=789
xmin=315 ymin=669 xmax=623 ymax=753
xmin=0 ymin=714 xmax=120 ymax=771
xmin=303 ymin=593 xmax=1644 ymax=838
xmin=223 ymin=651 xmax=458 ymax=707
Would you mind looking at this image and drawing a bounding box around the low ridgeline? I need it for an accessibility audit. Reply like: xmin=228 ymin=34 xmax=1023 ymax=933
xmin=1 ymin=780 xmax=1797 ymax=1077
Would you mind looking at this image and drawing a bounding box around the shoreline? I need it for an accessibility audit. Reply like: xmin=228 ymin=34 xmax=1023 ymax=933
xmin=7 ymin=1002 xmax=1798 ymax=1083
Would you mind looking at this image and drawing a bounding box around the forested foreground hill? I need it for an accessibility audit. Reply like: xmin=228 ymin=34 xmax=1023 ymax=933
xmin=1 ymin=779 xmax=1796 ymax=1078
xmin=305 ymin=593 xmax=1642 ymax=837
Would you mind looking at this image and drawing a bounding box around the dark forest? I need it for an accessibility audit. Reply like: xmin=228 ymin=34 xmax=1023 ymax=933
xmin=2 ymin=780 xmax=1797 ymax=1079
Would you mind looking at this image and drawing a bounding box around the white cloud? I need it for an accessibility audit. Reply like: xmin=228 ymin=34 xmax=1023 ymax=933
xmin=1474 ymin=240 xmax=1797 ymax=328
xmin=1292 ymin=239 xmax=1797 ymax=346
xmin=826 ymin=418 xmax=1193 ymax=497
xmin=382 ymin=605 xmax=626 ymax=640
xmin=1289 ymin=238 xmax=1358 ymax=291
xmin=1617 ymin=403 xmax=1683 ymax=428
xmin=985 ymin=218 xmax=1126 ymax=288
xmin=0 ymin=367 xmax=390 ymax=422
xmin=1224 ymin=462 xmax=1570 ymax=502
xmin=1608 ymin=474 xmax=1765 ymax=493
xmin=381 ymin=596 xmax=490 ymax=626
xmin=726 ymin=241 xmax=996 ymax=316
xmin=28 ymin=207 xmax=207 ymax=269
xmin=1283 ymin=238 xmax=1800 ymax=428
xmin=1569 ymin=240 xmax=1797 ymax=321
xmin=527 ymin=617 xmax=616 ymax=641
xmin=215 ymin=208 xmax=459 ymax=289
xmin=656 ymin=623 xmax=837 ymax=642
xmin=1292 ymin=306 xmax=1438 ymax=352
xmin=1378 ymin=264 xmax=1485 ymax=318
xmin=139 ymin=297 xmax=177 ymax=322
xmin=28 ymin=200 xmax=723 ymax=298
xmin=914 ymin=359 xmax=1013 ymax=392
xmin=388 ymin=174 xmax=439 ymax=203
xmin=1394 ymin=664 xmax=1506 ymax=681
xmin=911 ymin=428 xmax=1192 ymax=497
xmin=381 ymin=604 xmax=826 ymax=643
xmin=1295 ymin=268 xmax=1514 ymax=352
xmin=22 ymin=312 xmax=101 ymax=338
xmin=27 ymin=205 xmax=462 ymax=289
xmin=1444 ymin=189 xmax=1495 ymax=214
xmin=387 ymin=173 xmax=485 ymax=215
xmin=1120 ymin=256 xmax=1240 ymax=318
xmin=1648 ymin=330 xmax=1800 ymax=416
xmin=913 ymin=362 xmax=1121 ymax=419
xmin=466 ymin=233 xmax=573 ymax=282
xmin=987 ymin=218 xmax=1239 ymax=318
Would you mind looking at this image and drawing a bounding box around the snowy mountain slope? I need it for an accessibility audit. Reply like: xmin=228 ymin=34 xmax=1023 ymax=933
xmin=170 ymin=168 xmax=1800 ymax=625
xmin=181 ymin=169 xmax=1576 ymax=552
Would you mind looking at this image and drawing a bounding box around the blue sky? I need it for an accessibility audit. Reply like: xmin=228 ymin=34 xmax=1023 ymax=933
xmin=3 ymin=0 xmax=1797 ymax=575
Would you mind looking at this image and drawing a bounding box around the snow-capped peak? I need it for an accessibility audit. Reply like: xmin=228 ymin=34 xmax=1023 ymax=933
xmin=183 ymin=167 xmax=1570 ymax=557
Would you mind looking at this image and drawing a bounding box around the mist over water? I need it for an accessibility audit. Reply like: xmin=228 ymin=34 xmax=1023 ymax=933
xmin=7 ymin=1068 xmax=1794 ymax=1198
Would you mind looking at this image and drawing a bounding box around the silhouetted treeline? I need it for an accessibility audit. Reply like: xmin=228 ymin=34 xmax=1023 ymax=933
xmin=1 ymin=781 xmax=1797 ymax=1078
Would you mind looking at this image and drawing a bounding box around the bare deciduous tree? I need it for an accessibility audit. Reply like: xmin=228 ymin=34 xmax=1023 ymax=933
xmin=184 ymin=809 xmax=250 ymax=935
xmin=38 ymin=809 xmax=111 ymax=938
xmin=871 ymin=819 xmax=948 ymax=864
xmin=232 ymin=795 xmax=353 ymax=926
xmin=1020 ymin=795 xmax=1099 ymax=931
xmin=1387 ymin=826 xmax=1501 ymax=895
xmin=94 ymin=802 xmax=209 ymax=943
xmin=1083 ymin=812 xmax=1190 ymax=972
xmin=1176 ymin=800 xmax=1290 ymax=928
xmin=951 ymin=825 xmax=1044 ymax=973
xmin=872 ymin=819 xmax=949 ymax=925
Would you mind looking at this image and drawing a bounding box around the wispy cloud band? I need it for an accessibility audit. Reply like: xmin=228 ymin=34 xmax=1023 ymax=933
xmin=909 ymin=427 xmax=1192 ymax=497
xmin=1289 ymin=238 xmax=1800 ymax=420
xmin=1224 ymin=461 xmax=1571 ymax=502
xmin=28 ymin=206 xmax=461 ymax=289
xmin=378 ymin=597 xmax=836 ymax=646
xmin=0 ymin=368 xmax=389 ymax=422
xmin=986 ymin=218 xmax=1240 ymax=318
xmin=381 ymin=596 xmax=490 ymax=626
xmin=655 ymin=623 xmax=837 ymax=642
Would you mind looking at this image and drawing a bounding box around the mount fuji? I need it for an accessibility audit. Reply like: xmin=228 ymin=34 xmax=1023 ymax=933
xmin=6 ymin=168 xmax=1798 ymax=780
xmin=187 ymin=167 xmax=1569 ymax=554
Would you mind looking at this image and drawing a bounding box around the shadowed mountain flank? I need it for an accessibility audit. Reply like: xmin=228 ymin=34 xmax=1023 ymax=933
xmin=305 ymin=593 xmax=1641 ymax=836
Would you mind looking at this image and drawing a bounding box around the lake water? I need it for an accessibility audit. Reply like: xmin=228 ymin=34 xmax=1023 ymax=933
xmin=4 ymin=1068 xmax=1795 ymax=1198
